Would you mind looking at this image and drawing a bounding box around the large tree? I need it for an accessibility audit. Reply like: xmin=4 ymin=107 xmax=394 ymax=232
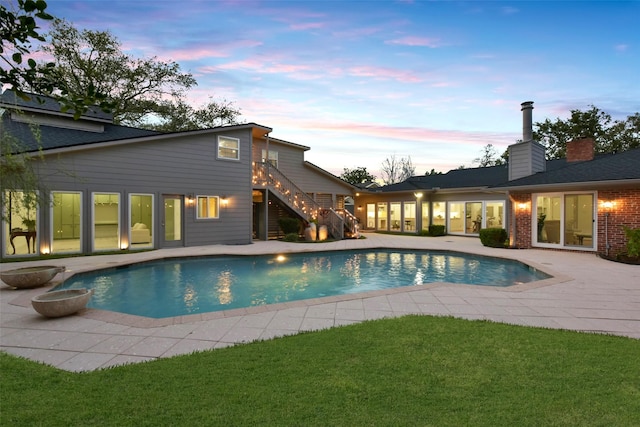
xmin=533 ymin=106 xmax=640 ymax=159
xmin=1 ymin=0 xmax=109 ymax=114
xmin=381 ymin=155 xmax=415 ymax=185
xmin=41 ymin=19 xmax=241 ymax=130
xmin=340 ymin=166 xmax=376 ymax=185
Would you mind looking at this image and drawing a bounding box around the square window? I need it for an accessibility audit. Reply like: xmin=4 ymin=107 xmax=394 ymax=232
xmin=197 ymin=196 xmax=220 ymax=219
xmin=218 ymin=136 xmax=239 ymax=160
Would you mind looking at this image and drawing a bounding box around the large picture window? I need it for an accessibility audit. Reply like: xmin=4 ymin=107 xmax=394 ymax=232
xmin=3 ymin=190 xmax=39 ymax=256
xmin=218 ymin=136 xmax=239 ymax=160
xmin=197 ymin=196 xmax=220 ymax=219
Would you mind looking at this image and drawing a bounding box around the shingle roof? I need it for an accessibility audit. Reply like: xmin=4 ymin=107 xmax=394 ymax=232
xmin=0 ymin=90 xmax=113 ymax=122
xmin=374 ymin=149 xmax=639 ymax=193
xmin=1 ymin=112 xmax=161 ymax=153
xmin=493 ymin=148 xmax=640 ymax=188
xmin=375 ymin=164 xmax=509 ymax=193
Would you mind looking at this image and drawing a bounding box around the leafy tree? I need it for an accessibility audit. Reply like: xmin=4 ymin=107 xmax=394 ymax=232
xmin=40 ymin=19 xmax=195 ymax=127
xmin=0 ymin=0 xmax=109 ymax=115
xmin=340 ymin=166 xmax=376 ymax=185
xmin=381 ymin=154 xmax=415 ymax=185
xmin=146 ymin=98 xmax=242 ymax=132
xmin=40 ymin=19 xmax=241 ymax=129
xmin=533 ymin=106 xmax=639 ymax=159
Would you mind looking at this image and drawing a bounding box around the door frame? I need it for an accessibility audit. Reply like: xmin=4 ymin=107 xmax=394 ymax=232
xmin=161 ymin=194 xmax=185 ymax=248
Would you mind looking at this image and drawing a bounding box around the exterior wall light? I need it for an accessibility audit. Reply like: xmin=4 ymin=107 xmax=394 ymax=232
xmin=518 ymin=202 xmax=528 ymax=210
xmin=221 ymin=196 xmax=229 ymax=207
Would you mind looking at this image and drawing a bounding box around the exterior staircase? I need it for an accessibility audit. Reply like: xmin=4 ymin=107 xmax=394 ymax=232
xmin=253 ymin=162 xmax=359 ymax=240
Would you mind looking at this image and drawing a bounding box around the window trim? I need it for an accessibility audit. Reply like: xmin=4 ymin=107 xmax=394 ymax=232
xmin=196 ymin=195 xmax=220 ymax=219
xmin=217 ymin=136 xmax=240 ymax=160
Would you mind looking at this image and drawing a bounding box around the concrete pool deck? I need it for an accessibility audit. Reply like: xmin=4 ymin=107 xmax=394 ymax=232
xmin=1 ymin=233 xmax=639 ymax=372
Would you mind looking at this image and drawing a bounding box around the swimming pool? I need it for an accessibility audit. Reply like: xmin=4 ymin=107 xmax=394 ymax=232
xmin=56 ymin=249 xmax=550 ymax=318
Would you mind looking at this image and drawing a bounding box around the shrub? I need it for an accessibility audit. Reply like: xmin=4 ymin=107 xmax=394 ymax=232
xmin=428 ymin=225 xmax=446 ymax=236
xmin=418 ymin=229 xmax=430 ymax=236
xmin=479 ymin=228 xmax=508 ymax=248
xmin=283 ymin=233 xmax=300 ymax=242
xmin=278 ymin=217 xmax=300 ymax=235
xmin=622 ymin=226 xmax=640 ymax=258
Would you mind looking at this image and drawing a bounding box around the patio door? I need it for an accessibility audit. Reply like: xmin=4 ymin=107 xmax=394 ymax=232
xmin=162 ymin=195 xmax=183 ymax=247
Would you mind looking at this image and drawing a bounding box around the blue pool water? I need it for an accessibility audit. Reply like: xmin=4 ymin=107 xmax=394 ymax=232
xmin=56 ymin=249 xmax=550 ymax=318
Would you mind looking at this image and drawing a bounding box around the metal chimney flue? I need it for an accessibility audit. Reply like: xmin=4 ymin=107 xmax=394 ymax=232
xmin=521 ymin=101 xmax=534 ymax=142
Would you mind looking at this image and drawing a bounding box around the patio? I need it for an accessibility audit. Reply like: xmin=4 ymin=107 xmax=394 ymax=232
xmin=1 ymin=233 xmax=639 ymax=372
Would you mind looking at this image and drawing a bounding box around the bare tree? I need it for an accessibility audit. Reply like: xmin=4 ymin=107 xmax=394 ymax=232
xmin=473 ymin=144 xmax=505 ymax=167
xmin=381 ymin=155 xmax=415 ymax=185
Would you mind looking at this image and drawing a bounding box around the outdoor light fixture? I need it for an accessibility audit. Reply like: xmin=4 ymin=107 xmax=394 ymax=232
xmin=414 ymin=192 xmax=423 ymax=199
xmin=357 ymin=205 xmax=363 ymax=211
xmin=221 ymin=196 xmax=229 ymax=207
xmin=518 ymin=202 xmax=528 ymax=210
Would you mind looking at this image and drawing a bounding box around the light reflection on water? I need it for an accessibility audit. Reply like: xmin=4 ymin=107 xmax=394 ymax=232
xmin=56 ymin=249 xmax=550 ymax=318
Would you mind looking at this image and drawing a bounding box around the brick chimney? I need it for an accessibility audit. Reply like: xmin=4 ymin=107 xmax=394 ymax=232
xmin=566 ymin=137 xmax=594 ymax=162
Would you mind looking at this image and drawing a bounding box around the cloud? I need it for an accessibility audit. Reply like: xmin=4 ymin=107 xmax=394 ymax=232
xmin=614 ymin=44 xmax=629 ymax=52
xmin=385 ymin=36 xmax=441 ymax=48
xmin=347 ymin=66 xmax=423 ymax=83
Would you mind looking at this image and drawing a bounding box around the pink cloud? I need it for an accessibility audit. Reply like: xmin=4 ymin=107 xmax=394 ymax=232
xmin=348 ymin=66 xmax=423 ymax=83
xmin=385 ymin=36 xmax=441 ymax=48
xmin=290 ymin=22 xmax=326 ymax=31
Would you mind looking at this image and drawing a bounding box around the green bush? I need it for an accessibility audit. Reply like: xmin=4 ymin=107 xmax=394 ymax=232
xmin=428 ymin=225 xmax=446 ymax=236
xmin=283 ymin=233 xmax=300 ymax=242
xmin=622 ymin=226 xmax=640 ymax=257
xmin=479 ymin=228 xmax=508 ymax=248
xmin=418 ymin=229 xmax=430 ymax=236
xmin=278 ymin=217 xmax=300 ymax=235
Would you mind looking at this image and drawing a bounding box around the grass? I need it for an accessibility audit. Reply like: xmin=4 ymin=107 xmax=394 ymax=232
xmin=2 ymin=315 xmax=639 ymax=426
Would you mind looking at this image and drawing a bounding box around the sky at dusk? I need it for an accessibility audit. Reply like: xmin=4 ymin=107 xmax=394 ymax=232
xmin=42 ymin=1 xmax=639 ymax=178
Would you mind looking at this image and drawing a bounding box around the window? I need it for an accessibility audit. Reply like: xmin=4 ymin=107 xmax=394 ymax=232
xmin=197 ymin=196 xmax=220 ymax=219
xmin=261 ymin=149 xmax=278 ymax=168
xmin=218 ymin=136 xmax=239 ymax=160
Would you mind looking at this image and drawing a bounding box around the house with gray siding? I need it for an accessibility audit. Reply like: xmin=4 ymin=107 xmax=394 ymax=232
xmin=1 ymin=91 xmax=355 ymax=258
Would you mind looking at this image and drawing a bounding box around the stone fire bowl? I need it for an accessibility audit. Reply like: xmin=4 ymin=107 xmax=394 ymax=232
xmin=31 ymin=288 xmax=93 ymax=318
xmin=1 ymin=266 xmax=66 ymax=289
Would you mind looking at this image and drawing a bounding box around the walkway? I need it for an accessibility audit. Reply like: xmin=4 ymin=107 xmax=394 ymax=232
xmin=2 ymin=234 xmax=639 ymax=372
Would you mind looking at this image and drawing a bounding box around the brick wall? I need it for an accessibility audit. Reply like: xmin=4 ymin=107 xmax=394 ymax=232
xmin=510 ymin=194 xmax=532 ymax=248
xmin=597 ymin=188 xmax=640 ymax=256
xmin=510 ymin=188 xmax=640 ymax=254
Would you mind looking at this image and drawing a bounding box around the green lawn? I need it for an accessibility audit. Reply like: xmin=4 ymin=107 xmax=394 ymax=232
xmin=2 ymin=316 xmax=639 ymax=426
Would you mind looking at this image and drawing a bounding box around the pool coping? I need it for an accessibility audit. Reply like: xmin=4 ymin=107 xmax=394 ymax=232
xmin=5 ymin=250 xmax=570 ymax=328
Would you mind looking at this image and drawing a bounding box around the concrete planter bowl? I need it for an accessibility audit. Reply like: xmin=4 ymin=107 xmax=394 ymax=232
xmin=31 ymin=288 xmax=93 ymax=318
xmin=1 ymin=266 xmax=65 ymax=289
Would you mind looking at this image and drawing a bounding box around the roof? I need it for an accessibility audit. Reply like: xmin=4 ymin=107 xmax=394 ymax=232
xmin=0 ymin=90 xmax=113 ymax=122
xmin=375 ymin=164 xmax=509 ymax=193
xmin=1 ymin=111 xmax=161 ymax=153
xmin=371 ymin=149 xmax=640 ymax=194
xmin=494 ymin=148 xmax=640 ymax=189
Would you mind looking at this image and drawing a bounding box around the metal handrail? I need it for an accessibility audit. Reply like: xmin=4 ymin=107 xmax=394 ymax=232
xmin=253 ymin=162 xmax=345 ymax=239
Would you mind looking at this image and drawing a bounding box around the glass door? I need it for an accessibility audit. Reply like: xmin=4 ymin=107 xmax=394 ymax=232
xmin=564 ymin=194 xmax=594 ymax=248
xmin=162 ymin=195 xmax=183 ymax=247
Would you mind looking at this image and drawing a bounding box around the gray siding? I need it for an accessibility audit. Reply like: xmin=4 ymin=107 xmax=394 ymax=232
xmin=31 ymin=128 xmax=254 ymax=251
xmin=508 ymin=141 xmax=546 ymax=181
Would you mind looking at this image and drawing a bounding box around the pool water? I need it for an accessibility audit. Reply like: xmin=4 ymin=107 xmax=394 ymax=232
xmin=56 ymin=249 xmax=550 ymax=318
